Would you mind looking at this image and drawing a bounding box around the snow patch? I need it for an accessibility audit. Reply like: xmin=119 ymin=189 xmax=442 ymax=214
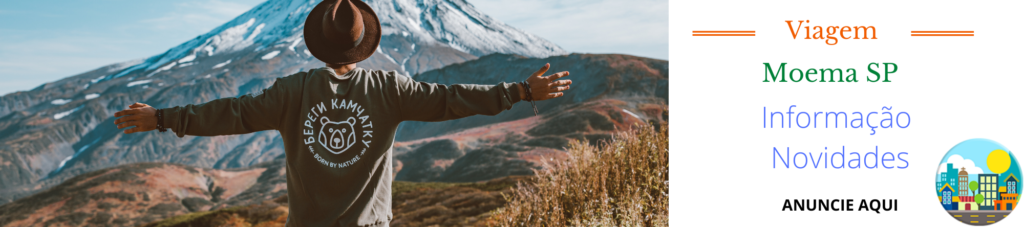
xmin=77 ymin=142 xmax=93 ymax=153
xmin=77 ymin=141 xmax=93 ymax=152
xmin=90 ymin=75 xmax=106 ymax=84
xmin=53 ymin=138 xmax=100 ymax=175
xmin=289 ymin=37 xmax=303 ymax=52
xmin=178 ymin=62 xmax=194 ymax=68
xmin=53 ymin=106 xmax=83 ymax=120
xmin=112 ymin=63 xmax=149 ymax=78
xmin=85 ymin=93 xmax=100 ymax=100
xmin=400 ymin=56 xmax=410 ymax=74
xmin=178 ymin=54 xmax=197 ymax=64
xmin=213 ymin=59 xmax=232 ymax=69
xmin=247 ymin=23 xmax=266 ymax=41
xmin=51 ymin=99 xmax=71 ymax=105
xmin=446 ymin=39 xmax=468 ymax=52
xmin=203 ymin=46 xmax=215 ymax=56
xmin=406 ymin=17 xmax=421 ymax=31
xmin=127 ymin=80 xmax=153 ymax=87
xmin=385 ymin=53 xmax=398 ymax=64
xmin=105 ymin=58 xmax=146 ymax=73
xmin=201 ymin=18 xmax=257 ymax=56
xmin=402 ymin=31 xmax=409 ymax=37
xmin=304 ymin=49 xmax=312 ymax=56
xmin=622 ymin=109 xmax=642 ymax=121
xmin=261 ymin=50 xmax=281 ymax=60
xmin=56 ymin=155 xmax=74 ymax=173
xmin=411 ymin=44 xmax=416 ymax=50
xmin=157 ymin=62 xmax=176 ymax=71
xmin=378 ymin=46 xmax=398 ymax=64
xmin=146 ymin=62 xmax=177 ymax=77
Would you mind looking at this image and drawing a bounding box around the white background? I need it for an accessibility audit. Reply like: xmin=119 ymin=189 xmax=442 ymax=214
xmin=672 ymin=0 xmax=1024 ymax=226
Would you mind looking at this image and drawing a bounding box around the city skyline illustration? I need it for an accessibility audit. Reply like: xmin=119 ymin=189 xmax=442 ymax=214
xmin=935 ymin=138 xmax=1020 ymax=225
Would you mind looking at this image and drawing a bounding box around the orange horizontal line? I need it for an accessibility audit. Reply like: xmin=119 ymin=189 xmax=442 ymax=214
xmin=911 ymin=31 xmax=974 ymax=33
xmin=911 ymin=34 xmax=974 ymax=36
xmin=693 ymin=34 xmax=756 ymax=36
xmin=693 ymin=31 xmax=755 ymax=33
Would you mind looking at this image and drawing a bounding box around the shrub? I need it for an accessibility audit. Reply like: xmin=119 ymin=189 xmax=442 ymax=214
xmin=490 ymin=124 xmax=668 ymax=226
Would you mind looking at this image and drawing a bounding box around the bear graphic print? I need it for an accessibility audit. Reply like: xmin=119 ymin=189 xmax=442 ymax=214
xmin=302 ymin=98 xmax=373 ymax=168
xmin=319 ymin=116 xmax=357 ymax=154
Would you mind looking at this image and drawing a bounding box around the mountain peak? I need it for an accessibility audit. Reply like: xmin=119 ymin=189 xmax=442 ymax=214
xmin=107 ymin=0 xmax=566 ymax=82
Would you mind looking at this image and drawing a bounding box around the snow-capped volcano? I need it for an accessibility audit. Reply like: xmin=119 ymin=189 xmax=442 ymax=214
xmin=0 ymin=0 xmax=566 ymax=204
xmin=107 ymin=0 xmax=564 ymax=81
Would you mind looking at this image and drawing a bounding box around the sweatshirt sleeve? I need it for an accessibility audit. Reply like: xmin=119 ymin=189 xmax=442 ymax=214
xmin=392 ymin=73 xmax=522 ymax=122
xmin=161 ymin=76 xmax=294 ymax=137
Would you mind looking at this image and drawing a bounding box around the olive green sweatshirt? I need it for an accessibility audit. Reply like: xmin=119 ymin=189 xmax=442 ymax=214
xmin=161 ymin=67 xmax=521 ymax=227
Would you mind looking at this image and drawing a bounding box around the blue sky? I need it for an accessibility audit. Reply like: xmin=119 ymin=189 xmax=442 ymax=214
xmin=0 ymin=0 xmax=668 ymax=96
xmin=470 ymin=0 xmax=668 ymax=60
xmin=0 ymin=0 xmax=267 ymax=96
xmin=936 ymin=138 xmax=1021 ymax=186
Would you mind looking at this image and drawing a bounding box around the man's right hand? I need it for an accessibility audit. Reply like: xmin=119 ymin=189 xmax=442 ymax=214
xmin=114 ymin=103 xmax=159 ymax=134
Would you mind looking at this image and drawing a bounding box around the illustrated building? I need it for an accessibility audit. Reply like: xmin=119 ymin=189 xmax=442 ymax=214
xmin=958 ymin=195 xmax=976 ymax=210
xmin=959 ymin=167 xmax=969 ymax=197
xmin=1007 ymin=173 xmax=1018 ymax=195
xmin=995 ymin=187 xmax=1007 ymax=210
xmin=946 ymin=163 xmax=958 ymax=194
xmin=1001 ymin=174 xmax=1019 ymax=211
xmin=979 ymin=173 xmax=999 ymax=210
xmin=951 ymin=196 xmax=961 ymax=210
xmin=941 ymin=183 xmax=956 ymax=210
xmin=1001 ymin=193 xmax=1017 ymax=211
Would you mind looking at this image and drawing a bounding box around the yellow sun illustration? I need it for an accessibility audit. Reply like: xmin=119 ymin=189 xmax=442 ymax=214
xmin=987 ymin=149 xmax=1011 ymax=174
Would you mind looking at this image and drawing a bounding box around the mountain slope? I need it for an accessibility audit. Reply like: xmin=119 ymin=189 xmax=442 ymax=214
xmin=0 ymin=162 xmax=269 ymax=227
xmin=397 ymin=53 xmax=668 ymax=141
xmin=0 ymin=0 xmax=566 ymax=204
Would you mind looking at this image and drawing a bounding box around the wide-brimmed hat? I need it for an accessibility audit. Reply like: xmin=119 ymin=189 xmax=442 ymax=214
xmin=304 ymin=0 xmax=381 ymax=65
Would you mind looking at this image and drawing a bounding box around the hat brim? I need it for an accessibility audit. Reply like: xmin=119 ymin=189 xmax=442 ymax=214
xmin=304 ymin=0 xmax=381 ymax=65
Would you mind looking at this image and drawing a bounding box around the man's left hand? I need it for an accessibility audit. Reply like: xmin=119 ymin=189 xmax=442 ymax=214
xmin=522 ymin=63 xmax=572 ymax=101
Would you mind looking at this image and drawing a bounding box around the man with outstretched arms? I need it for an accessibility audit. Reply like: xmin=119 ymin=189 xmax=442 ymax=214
xmin=112 ymin=0 xmax=572 ymax=226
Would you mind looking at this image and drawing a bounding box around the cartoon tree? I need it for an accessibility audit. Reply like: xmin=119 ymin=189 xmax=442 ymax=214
xmin=975 ymin=194 xmax=985 ymax=208
xmin=969 ymin=181 xmax=978 ymax=196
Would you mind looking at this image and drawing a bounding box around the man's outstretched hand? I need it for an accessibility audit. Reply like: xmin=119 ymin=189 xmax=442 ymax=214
xmin=114 ymin=103 xmax=158 ymax=134
xmin=520 ymin=63 xmax=571 ymax=101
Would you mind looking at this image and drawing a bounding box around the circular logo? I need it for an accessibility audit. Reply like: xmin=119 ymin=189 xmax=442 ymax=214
xmin=301 ymin=98 xmax=374 ymax=168
xmin=935 ymin=139 xmax=1021 ymax=225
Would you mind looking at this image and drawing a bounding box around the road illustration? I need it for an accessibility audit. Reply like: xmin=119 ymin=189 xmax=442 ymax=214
xmin=947 ymin=211 xmax=1010 ymax=225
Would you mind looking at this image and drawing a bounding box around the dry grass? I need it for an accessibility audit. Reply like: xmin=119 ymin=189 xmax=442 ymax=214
xmin=140 ymin=200 xmax=288 ymax=227
xmin=391 ymin=176 xmax=531 ymax=227
xmin=489 ymin=124 xmax=668 ymax=226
